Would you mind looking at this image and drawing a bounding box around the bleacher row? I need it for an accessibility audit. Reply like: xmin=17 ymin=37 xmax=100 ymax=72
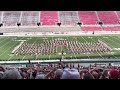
xmin=0 ymin=11 xmax=120 ymax=31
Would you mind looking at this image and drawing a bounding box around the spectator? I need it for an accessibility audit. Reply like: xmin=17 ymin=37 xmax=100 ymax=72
xmin=109 ymin=69 xmax=119 ymax=79
xmin=0 ymin=66 xmax=5 ymax=72
xmin=35 ymin=74 xmax=45 ymax=79
xmin=0 ymin=72 xmax=4 ymax=79
xmin=83 ymin=73 xmax=94 ymax=79
xmin=91 ymin=71 xmax=98 ymax=79
xmin=2 ymin=69 xmax=22 ymax=79
xmin=99 ymin=69 xmax=111 ymax=79
xmin=1 ymin=62 xmax=120 ymax=79
xmin=54 ymin=69 xmax=63 ymax=79
xmin=62 ymin=68 xmax=80 ymax=79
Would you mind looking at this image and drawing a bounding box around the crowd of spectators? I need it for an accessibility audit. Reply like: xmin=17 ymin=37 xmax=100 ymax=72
xmin=0 ymin=61 xmax=119 ymax=79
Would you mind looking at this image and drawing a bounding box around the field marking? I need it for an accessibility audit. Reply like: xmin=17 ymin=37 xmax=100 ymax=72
xmin=80 ymin=36 xmax=90 ymax=59
xmin=0 ymin=37 xmax=19 ymax=59
xmin=112 ymin=36 xmax=120 ymax=47
xmin=4 ymin=35 xmax=120 ymax=60
xmin=108 ymin=35 xmax=120 ymax=57
xmin=105 ymin=36 xmax=120 ymax=48
xmin=108 ymin=36 xmax=120 ymax=47
xmin=0 ymin=38 xmax=10 ymax=48
xmin=12 ymin=41 xmax=24 ymax=53
xmin=0 ymin=40 xmax=20 ymax=59
xmin=103 ymin=37 xmax=108 ymax=38
xmin=22 ymin=56 xmax=26 ymax=60
xmin=96 ymin=36 xmax=117 ymax=58
xmin=0 ymin=38 xmax=16 ymax=49
xmin=0 ymin=37 xmax=9 ymax=44
xmin=0 ymin=37 xmax=17 ymax=59
xmin=100 ymin=36 xmax=120 ymax=58
xmin=8 ymin=37 xmax=25 ymax=60
xmin=88 ymin=37 xmax=93 ymax=38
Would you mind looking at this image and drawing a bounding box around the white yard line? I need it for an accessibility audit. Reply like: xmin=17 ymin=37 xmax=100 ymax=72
xmin=108 ymin=35 xmax=120 ymax=47
xmin=0 ymin=37 xmax=10 ymax=46
xmin=112 ymin=36 xmax=120 ymax=45
xmin=12 ymin=41 xmax=24 ymax=53
xmin=105 ymin=36 xmax=120 ymax=48
xmin=22 ymin=56 xmax=26 ymax=60
xmin=0 ymin=38 xmax=15 ymax=49
xmin=80 ymin=36 xmax=90 ymax=59
xmin=97 ymin=37 xmax=117 ymax=58
xmin=100 ymin=36 xmax=120 ymax=58
xmin=8 ymin=37 xmax=25 ymax=60
xmin=0 ymin=41 xmax=19 ymax=58
xmin=0 ymin=37 xmax=9 ymax=44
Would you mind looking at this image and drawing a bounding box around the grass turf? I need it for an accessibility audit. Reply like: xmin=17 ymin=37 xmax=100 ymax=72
xmin=0 ymin=35 xmax=120 ymax=60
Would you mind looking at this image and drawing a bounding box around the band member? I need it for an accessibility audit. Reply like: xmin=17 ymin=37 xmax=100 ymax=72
xmin=62 ymin=50 xmax=64 ymax=55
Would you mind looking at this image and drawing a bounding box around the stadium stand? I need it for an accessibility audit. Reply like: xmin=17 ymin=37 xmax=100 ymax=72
xmin=97 ymin=11 xmax=119 ymax=24
xmin=0 ymin=12 xmax=2 ymax=23
xmin=116 ymin=11 xmax=120 ymax=24
xmin=21 ymin=11 xmax=39 ymax=26
xmin=40 ymin=11 xmax=58 ymax=25
xmin=116 ymin=11 xmax=120 ymax=19
xmin=59 ymin=11 xmax=79 ymax=25
xmin=78 ymin=11 xmax=98 ymax=25
xmin=0 ymin=62 xmax=119 ymax=79
xmin=81 ymin=25 xmax=103 ymax=31
xmin=102 ymin=25 xmax=120 ymax=31
xmin=2 ymin=11 xmax=21 ymax=26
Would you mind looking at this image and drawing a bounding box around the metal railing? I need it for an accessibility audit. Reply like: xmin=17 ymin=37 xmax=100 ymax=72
xmin=0 ymin=59 xmax=120 ymax=65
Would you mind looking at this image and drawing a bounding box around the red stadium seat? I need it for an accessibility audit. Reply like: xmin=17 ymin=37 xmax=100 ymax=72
xmin=81 ymin=25 xmax=103 ymax=31
xmin=98 ymin=11 xmax=119 ymax=24
xmin=78 ymin=11 xmax=98 ymax=25
xmin=40 ymin=11 xmax=58 ymax=25
xmin=103 ymin=25 xmax=120 ymax=31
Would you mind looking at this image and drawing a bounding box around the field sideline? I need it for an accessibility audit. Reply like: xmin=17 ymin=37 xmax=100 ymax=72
xmin=0 ymin=35 xmax=120 ymax=61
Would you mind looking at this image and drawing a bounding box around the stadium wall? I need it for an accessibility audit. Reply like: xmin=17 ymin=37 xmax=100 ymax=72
xmin=0 ymin=59 xmax=120 ymax=65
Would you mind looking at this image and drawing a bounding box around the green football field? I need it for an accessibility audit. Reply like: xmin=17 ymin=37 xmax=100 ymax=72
xmin=1 ymin=35 xmax=120 ymax=61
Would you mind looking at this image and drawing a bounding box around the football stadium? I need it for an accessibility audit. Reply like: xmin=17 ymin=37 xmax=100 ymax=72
xmin=0 ymin=11 xmax=120 ymax=79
